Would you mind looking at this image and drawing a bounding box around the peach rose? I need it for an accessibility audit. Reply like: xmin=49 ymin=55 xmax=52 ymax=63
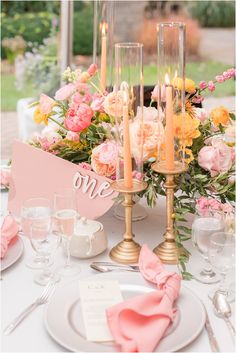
xmin=104 ymin=91 xmax=124 ymax=117
xmin=130 ymin=120 xmax=164 ymax=161
xmin=210 ymin=106 xmax=230 ymax=126
xmin=91 ymin=141 xmax=117 ymax=177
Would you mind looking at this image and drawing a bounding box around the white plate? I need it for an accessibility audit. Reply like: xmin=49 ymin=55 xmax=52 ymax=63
xmin=1 ymin=237 xmax=24 ymax=271
xmin=44 ymin=272 xmax=206 ymax=352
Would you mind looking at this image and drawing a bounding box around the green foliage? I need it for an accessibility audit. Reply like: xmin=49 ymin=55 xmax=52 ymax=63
xmin=190 ymin=1 xmax=235 ymax=27
xmin=73 ymin=4 xmax=94 ymax=55
xmin=1 ymin=12 xmax=57 ymax=58
xmin=1 ymin=1 xmax=60 ymax=15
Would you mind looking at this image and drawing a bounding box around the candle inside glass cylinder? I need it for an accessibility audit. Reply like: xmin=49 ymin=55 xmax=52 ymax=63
xmin=123 ymin=91 xmax=133 ymax=188
xmin=100 ymin=22 xmax=107 ymax=92
xmin=165 ymin=75 xmax=174 ymax=170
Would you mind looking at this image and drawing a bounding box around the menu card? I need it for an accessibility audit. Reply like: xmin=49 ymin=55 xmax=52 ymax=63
xmin=79 ymin=280 xmax=123 ymax=342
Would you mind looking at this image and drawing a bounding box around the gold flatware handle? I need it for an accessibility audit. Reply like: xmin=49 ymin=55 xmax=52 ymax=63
xmin=205 ymin=311 xmax=220 ymax=352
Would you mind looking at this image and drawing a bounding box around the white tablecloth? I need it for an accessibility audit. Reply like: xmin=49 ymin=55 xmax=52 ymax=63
xmin=1 ymin=191 xmax=235 ymax=352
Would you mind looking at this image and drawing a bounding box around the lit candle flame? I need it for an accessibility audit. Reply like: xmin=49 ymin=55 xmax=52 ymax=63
xmin=165 ymin=74 xmax=170 ymax=85
xmin=101 ymin=22 xmax=108 ymax=36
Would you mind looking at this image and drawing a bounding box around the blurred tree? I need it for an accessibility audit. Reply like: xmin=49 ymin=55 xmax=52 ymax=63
xmin=2 ymin=1 xmax=60 ymax=15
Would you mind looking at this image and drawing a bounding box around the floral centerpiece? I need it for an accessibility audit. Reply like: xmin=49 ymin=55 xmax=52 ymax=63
xmin=27 ymin=64 xmax=235 ymax=278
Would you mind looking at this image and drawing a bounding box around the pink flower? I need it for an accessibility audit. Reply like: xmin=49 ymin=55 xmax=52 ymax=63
xmin=192 ymin=95 xmax=204 ymax=104
xmin=55 ymin=83 xmax=76 ymax=101
xmin=65 ymin=103 xmax=93 ymax=132
xmin=78 ymin=162 xmax=92 ymax=170
xmin=66 ymin=131 xmax=80 ymax=141
xmin=223 ymin=71 xmax=231 ymax=80
xmin=0 ymin=168 xmax=11 ymax=188
xmin=104 ymin=91 xmax=124 ymax=117
xmin=91 ymin=94 xmax=105 ymax=112
xmin=215 ymin=75 xmax=225 ymax=83
xmin=196 ymin=197 xmax=209 ymax=216
xmin=199 ymin=81 xmax=207 ymax=90
xmin=39 ymin=94 xmax=55 ymax=114
xmin=151 ymin=85 xmax=158 ymax=101
xmin=75 ymin=82 xmax=90 ymax=93
xmin=91 ymin=141 xmax=117 ymax=177
xmin=221 ymin=203 xmax=233 ymax=213
xmin=208 ymin=199 xmax=221 ymax=210
xmin=87 ymin=63 xmax=97 ymax=77
xmin=227 ymin=68 xmax=236 ymax=78
xmin=194 ymin=108 xmax=208 ymax=123
xmin=198 ymin=141 xmax=233 ymax=176
xmin=207 ymin=81 xmax=215 ymax=92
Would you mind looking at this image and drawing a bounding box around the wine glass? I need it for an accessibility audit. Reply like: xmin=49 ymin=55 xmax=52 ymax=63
xmin=21 ymin=198 xmax=51 ymax=269
xmin=54 ymin=188 xmax=80 ymax=277
xmin=30 ymin=222 xmax=60 ymax=286
xmin=192 ymin=215 xmax=224 ymax=284
xmin=208 ymin=232 xmax=235 ymax=302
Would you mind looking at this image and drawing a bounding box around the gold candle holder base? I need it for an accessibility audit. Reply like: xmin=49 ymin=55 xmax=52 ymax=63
xmin=151 ymin=160 xmax=188 ymax=265
xmin=109 ymin=179 xmax=147 ymax=264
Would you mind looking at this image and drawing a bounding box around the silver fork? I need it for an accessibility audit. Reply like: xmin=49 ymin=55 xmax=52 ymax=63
xmin=91 ymin=261 xmax=140 ymax=271
xmin=4 ymin=279 xmax=56 ymax=335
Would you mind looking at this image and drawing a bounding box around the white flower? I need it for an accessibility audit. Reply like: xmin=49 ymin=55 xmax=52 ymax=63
xmin=135 ymin=106 xmax=164 ymax=122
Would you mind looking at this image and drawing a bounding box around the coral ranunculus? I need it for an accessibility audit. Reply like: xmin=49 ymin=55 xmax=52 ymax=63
xmin=210 ymin=106 xmax=230 ymax=126
xmin=173 ymin=113 xmax=201 ymax=146
xmin=65 ymin=103 xmax=93 ymax=132
xmin=91 ymin=141 xmax=117 ymax=177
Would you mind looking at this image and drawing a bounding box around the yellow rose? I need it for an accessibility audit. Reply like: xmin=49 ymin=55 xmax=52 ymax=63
xmin=210 ymin=106 xmax=230 ymax=126
xmin=33 ymin=106 xmax=49 ymax=125
xmin=172 ymin=77 xmax=196 ymax=94
xmin=173 ymin=113 xmax=201 ymax=146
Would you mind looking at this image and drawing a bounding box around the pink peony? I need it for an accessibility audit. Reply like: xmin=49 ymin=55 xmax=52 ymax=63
xmin=215 ymin=75 xmax=225 ymax=83
xmin=66 ymin=131 xmax=80 ymax=141
xmin=194 ymin=108 xmax=208 ymax=123
xmin=198 ymin=141 xmax=233 ymax=176
xmin=55 ymin=83 xmax=76 ymax=101
xmin=207 ymin=81 xmax=215 ymax=92
xmin=78 ymin=162 xmax=92 ymax=170
xmin=87 ymin=63 xmax=97 ymax=77
xmin=196 ymin=196 xmax=209 ymax=216
xmin=65 ymin=103 xmax=93 ymax=132
xmin=39 ymin=94 xmax=55 ymax=114
xmin=91 ymin=141 xmax=117 ymax=177
xmin=199 ymin=81 xmax=207 ymax=90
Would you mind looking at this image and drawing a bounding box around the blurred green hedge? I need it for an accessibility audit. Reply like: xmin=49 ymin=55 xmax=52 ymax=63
xmin=190 ymin=1 xmax=235 ymax=27
xmin=1 ymin=3 xmax=94 ymax=58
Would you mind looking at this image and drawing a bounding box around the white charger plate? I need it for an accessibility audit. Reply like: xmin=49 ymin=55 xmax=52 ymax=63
xmin=1 ymin=236 xmax=24 ymax=271
xmin=44 ymin=272 xmax=206 ymax=352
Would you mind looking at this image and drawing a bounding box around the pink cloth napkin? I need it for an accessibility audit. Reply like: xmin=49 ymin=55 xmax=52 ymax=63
xmin=1 ymin=214 xmax=19 ymax=258
xmin=106 ymin=244 xmax=181 ymax=352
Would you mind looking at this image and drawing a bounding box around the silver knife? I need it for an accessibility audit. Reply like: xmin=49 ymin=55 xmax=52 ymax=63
xmin=204 ymin=306 xmax=220 ymax=352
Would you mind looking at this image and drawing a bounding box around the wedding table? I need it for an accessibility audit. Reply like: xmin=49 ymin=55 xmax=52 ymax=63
xmin=1 ymin=190 xmax=235 ymax=352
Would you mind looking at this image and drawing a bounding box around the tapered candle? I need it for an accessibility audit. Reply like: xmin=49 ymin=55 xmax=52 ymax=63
xmin=123 ymin=91 xmax=133 ymax=188
xmin=100 ymin=22 xmax=107 ymax=92
xmin=165 ymin=77 xmax=174 ymax=170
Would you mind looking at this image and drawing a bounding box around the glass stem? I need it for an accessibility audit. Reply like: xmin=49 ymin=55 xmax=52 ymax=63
xmin=65 ymin=237 xmax=71 ymax=268
xmin=219 ymin=273 xmax=228 ymax=294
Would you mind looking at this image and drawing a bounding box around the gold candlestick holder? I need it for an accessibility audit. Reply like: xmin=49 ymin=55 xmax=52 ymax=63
xmin=151 ymin=160 xmax=188 ymax=264
xmin=110 ymin=179 xmax=147 ymax=264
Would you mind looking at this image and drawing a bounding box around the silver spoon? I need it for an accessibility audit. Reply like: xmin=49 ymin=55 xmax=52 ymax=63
xmin=212 ymin=291 xmax=235 ymax=340
xmin=90 ymin=264 xmax=138 ymax=273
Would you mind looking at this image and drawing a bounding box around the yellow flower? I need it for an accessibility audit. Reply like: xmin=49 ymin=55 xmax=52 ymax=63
xmin=33 ymin=106 xmax=49 ymax=125
xmin=172 ymin=77 xmax=196 ymax=93
xmin=210 ymin=106 xmax=230 ymax=126
xmin=173 ymin=113 xmax=201 ymax=146
xmin=184 ymin=148 xmax=194 ymax=164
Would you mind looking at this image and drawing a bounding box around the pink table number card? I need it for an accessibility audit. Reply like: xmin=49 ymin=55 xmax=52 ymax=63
xmin=8 ymin=141 xmax=117 ymax=219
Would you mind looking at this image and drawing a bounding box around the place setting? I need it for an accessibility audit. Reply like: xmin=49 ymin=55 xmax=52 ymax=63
xmin=1 ymin=1 xmax=236 ymax=352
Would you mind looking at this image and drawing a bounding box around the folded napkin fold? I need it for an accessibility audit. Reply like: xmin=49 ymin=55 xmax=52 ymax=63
xmin=1 ymin=214 xmax=19 ymax=258
xmin=106 ymin=244 xmax=181 ymax=352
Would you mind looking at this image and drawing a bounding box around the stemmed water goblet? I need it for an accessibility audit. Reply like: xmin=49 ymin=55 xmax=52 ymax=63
xmin=21 ymin=197 xmax=51 ymax=269
xmin=192 ymin=215 xmax=224 ymax=284
xmin=53 ymin=188 xmax=80 ymax=277
xmin=30 ymin=222 xmax=60 ymax=286
xmin=208 ymin=231 xmax=235 ymax=302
